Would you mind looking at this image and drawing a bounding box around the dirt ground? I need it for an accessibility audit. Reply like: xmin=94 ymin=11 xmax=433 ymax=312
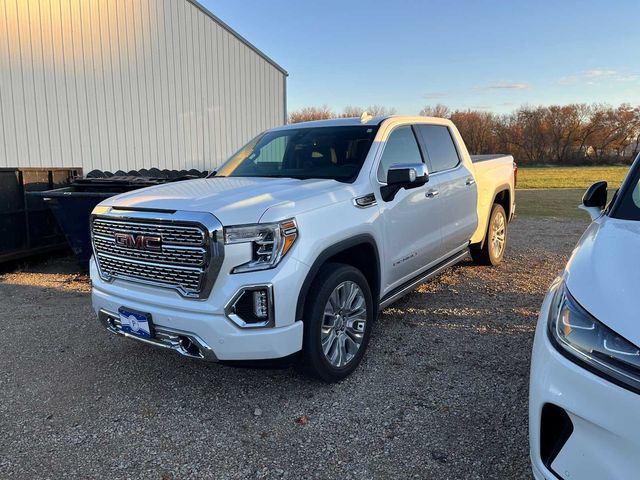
xmin=0 ymin=217 xmax=587 ymax=479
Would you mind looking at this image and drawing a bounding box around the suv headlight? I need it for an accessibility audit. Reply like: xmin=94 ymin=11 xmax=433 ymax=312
xmin=224 ymin=219 xmax=298 ymax=273
xmin=548 ymin=280 xmax=640 ymax=392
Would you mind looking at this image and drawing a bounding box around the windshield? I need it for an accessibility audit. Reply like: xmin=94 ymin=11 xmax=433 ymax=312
xmin=613 ymin=164 xmax=640 ymax=220
xmin=215 ymin=125 xmax=379 ymax=182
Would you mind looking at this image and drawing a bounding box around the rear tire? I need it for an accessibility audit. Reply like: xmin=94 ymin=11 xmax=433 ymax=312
xmin=299 ymin=263 xmax=374 ymax=382
xmin=470 ymin=203 xmax=507 ymax=266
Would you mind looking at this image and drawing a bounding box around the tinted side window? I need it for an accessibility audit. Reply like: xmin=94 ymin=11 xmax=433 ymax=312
xmin=417 ymin=125 xmax=460 ymax=173
xmin=377 ymin=126 xmax=423 ymax=182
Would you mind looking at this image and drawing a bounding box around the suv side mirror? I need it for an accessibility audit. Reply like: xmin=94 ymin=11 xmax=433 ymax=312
xmin=580 ymin=181 xmax=607 ymax=220
xmin=381 ymin=163 xmax=428 ymax=201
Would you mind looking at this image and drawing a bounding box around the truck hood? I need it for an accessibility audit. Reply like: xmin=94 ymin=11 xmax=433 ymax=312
xmin=100 ymin=177 xmax=346 ymax=225
xmin=565 ymin=217 xmax=640 ymax=346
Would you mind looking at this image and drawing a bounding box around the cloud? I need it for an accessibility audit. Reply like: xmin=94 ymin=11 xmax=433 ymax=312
xmin=584 ymin=69 xmax=618 ymax=78
xmin=424 ymin=82 xmax=530 ymax=100
xmin=559 ymin=69 xmax=639 ymax=85
xmin=485 ymin=81 xmax=530 ymax=90
xmin=616 ymin=74 xmax=639 ymax=82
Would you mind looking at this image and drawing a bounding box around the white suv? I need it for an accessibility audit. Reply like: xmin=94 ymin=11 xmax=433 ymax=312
xmin=529 ymin=156 xmax=640 ymax=479
xmin=90 ymin=115 xmax=516 ymax=381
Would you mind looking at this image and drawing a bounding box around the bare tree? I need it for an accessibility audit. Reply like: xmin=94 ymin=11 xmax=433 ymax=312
xmin=341 ymin=105 xmax=365 ymax=118
xmin=496 ymin=107 xmax=548 ymax=164
xmin=449 ymin=110 xmax=498 ymax=154
xmin=341 ymin=105 xmax=396 ymax=117
xmin=288 ymin=105 xmax=335 ymax=124
xmin=366 ymin=105 xmax=397 ymax=116
xmin=543 ymin=104 xmax=587 ymax=163
xmin=419 ymin=104 xmax=451 ymax=118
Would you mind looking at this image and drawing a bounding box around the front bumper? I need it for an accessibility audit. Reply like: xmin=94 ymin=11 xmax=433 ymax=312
xmin=98 ymin=308 xmax=219 ymax=361
xmin=90 ymin=256 xmax=305 ymax=362
xmin=529 ymin=290 xmax=640 ymax=479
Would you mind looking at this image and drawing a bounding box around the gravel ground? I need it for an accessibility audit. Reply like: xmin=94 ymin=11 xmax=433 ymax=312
xmin=0 ymin=217 xmax=587 ymax=479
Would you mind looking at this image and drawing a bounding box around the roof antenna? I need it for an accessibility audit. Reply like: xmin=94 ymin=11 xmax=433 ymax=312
xmin=360 ymin=111 xmax=373 ymax=124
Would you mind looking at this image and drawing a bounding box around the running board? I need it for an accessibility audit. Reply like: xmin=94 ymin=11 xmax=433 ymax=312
xmin=379 ymin=249 xmax=469 ymax=309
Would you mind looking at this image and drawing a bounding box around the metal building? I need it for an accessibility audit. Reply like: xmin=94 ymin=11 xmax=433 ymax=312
xmin=0 ymin=0 xmax=287 ymax=173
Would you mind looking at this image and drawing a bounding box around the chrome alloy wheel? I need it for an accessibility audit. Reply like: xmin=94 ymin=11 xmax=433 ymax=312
xmin=490 ymin=210 xmax=506 ymax=259
xmin=321 ymin=281 xmax=367 ymax=368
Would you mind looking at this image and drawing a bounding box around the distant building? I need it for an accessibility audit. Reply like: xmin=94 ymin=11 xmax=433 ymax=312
xmin=0 ymin=0 xmax=287 ymax=173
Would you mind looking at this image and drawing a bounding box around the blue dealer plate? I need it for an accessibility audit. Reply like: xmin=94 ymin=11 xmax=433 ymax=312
xmin=118 ymin=307 xmax=153 ymax=339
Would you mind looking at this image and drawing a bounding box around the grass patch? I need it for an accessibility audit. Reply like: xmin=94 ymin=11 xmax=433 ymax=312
xmin=516 ymin=188 xmax=614 ymax=220
xmin=517 ymin=189 xmax=589 ymax=220
xmin=517 ymin=166 xmax=628 ymax=189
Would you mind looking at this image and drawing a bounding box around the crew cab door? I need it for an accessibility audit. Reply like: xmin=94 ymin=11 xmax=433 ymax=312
xmin=375 ymin=125 xmax=444 ymax=293
xmin=416 ymin=124 xmax=478 ymax=255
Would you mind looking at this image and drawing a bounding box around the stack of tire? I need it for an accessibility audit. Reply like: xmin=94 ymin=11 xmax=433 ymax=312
xmin=85 ymin=168 xmax=209 ymax=180
xmin=36 ymin=168 xmax=210 ymax=268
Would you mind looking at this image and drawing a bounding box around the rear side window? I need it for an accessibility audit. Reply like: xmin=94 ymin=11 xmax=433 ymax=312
xmin=377 ymin=126 xmax=423 ymax=182
xmin=417 ymin=125 xmax=460 ymax=173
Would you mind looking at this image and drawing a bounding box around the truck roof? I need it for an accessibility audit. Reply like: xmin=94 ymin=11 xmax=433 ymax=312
xmin=274 ymin=116 xmax=391 ymax=130
xmin=274 ymin=115 xmax=456 ymax=131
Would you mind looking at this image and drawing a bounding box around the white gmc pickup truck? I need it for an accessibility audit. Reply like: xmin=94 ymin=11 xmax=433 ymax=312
xmin=90 ymin=115 xmax=516 ymax=381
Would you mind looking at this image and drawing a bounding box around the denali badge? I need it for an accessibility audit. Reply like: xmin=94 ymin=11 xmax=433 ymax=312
xmin=114 ymin=233 xmax=162 ymax=252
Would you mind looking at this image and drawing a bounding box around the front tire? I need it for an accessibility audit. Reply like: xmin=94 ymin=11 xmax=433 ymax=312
xmin=470 ymin=203 xmax=507 ymax=266
xmin=300 ymin=263 xmax=374 ymax=382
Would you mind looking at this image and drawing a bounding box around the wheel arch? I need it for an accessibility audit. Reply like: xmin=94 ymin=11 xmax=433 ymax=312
xmin=295 ymin=234 xmax=381 ymax=322
xmin=493 ymin=186 xmax=512 ymax=220
xmin=474 ymin=185 xmax=512 ymax=249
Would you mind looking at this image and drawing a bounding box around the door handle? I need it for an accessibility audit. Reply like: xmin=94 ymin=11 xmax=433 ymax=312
xmin=465 ymin=178 xmax=476 ymax=186
xmin=425 ymin=189 xmax=439 ymax=198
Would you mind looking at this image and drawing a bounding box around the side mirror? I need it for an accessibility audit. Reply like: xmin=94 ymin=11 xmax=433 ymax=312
xmin=381 ymin=163 xmax=429 ymax=202
xmin=579 ymin=181 xmax=607 ymax=220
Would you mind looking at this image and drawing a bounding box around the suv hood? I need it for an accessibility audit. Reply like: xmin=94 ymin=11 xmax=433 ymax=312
xmin=565 ymin=217 xmax=640 ymax=346
xmin=100 ymin=177 xmax=345 ymax=225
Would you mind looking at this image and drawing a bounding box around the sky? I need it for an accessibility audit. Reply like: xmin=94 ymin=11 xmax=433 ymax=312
xmin=201 ymin=0 xmax=640 ymax=115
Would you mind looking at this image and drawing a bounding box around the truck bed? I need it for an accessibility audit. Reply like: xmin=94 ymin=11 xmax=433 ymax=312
xmin=471 ymin=154 xmax=511 ymax=163
xmin=469 ymin=153 xmax=515 ymax=245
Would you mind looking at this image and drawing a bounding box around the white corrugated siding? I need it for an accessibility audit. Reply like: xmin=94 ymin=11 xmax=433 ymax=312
xmin=0 ymin=0 xmax=286 ymax=173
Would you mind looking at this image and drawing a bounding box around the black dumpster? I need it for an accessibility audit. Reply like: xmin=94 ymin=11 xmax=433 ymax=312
xmin=0 ymin=167 xmax=81 ymax=264
xmin=34 ymin=170 xmax=209 ymax=268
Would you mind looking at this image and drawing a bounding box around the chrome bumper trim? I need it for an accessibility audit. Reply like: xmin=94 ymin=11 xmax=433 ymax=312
xmin=98 ymin=309 xmax=218 ymax=362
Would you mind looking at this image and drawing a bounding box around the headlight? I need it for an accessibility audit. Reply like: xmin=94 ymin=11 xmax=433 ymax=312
xmin=224 ymin=219 xmax=298 ymax=273
xmin=548 ymin=280 xmax=640 ymax=391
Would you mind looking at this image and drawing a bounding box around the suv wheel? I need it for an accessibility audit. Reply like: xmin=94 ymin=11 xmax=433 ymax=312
xmin=470 ymin=203 xmax=508 ymax=266
xmin=300 ymin=263 xmax=374 ymax=382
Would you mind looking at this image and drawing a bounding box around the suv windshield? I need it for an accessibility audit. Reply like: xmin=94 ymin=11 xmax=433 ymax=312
xmin=612 ymin=158 xmax=640 ymax=221
xmin=215 ymin=125 xmax=379 ymax=182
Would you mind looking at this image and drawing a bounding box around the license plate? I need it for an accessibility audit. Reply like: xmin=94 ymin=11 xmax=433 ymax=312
xmin=118 ymin=307 xmax=153 ymax=338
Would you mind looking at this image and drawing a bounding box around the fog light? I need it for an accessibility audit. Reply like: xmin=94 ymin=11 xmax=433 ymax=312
xmin=253 ymin=290 xmax=269 ymax=319
xmin=225 ymin=285 xmax=274 ymax=328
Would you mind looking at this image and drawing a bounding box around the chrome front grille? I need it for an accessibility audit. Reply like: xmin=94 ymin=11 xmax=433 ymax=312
xmin=93 ymin=237 xmax=205 ymax=266
xmin=91 ymin=212 xmax=223 ymax=299
xmin=97 ymin=255 xmax=203 ymax=291
xmin=92 ymin=218 xmax=204 ymax=245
